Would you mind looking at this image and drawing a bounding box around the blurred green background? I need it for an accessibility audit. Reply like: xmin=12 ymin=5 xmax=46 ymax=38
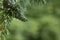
xmin=1 ymin=0 xmax=60 ymax=40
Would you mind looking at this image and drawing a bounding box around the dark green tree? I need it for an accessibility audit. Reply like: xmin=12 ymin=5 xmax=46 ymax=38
xmin=0 ymin=0 xmax=46 ymax=40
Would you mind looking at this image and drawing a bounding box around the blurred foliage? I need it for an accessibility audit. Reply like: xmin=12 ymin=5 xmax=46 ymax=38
xmin=0 ymin=0 xmax=60 ymax=40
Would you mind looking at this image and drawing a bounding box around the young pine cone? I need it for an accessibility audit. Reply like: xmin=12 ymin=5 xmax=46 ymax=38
xmin=3 ymin=0 xmax=28 ymax=22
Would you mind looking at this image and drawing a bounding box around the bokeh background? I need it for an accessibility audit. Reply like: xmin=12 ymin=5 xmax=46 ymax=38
xmin=0 ymin=0 xmax=60 ymax=40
